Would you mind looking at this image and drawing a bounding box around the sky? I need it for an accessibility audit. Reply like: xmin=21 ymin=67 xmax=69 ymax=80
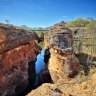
xmin=0 ymin=0 xmax=96 ymax=27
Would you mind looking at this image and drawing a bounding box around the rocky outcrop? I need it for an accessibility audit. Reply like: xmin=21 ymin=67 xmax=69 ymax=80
xmin=27 ymin=22 xmax=96 ymax=96
xmin=41 ymin=21 xmax=80 ymax=83
xmin=49 ymin=48 xmax=80 ymax=83
xmin=44 ymin=21 xmax=73 ymax=49
xmin=0 ymin=24 xmax=41 ymax=96
xmin=28 ymin=21 xmax=80 ymax=95
xmin=27 ymin=70 xmax=96 ymax=96
xmin=44 ymin=48 xmax=50 ymax=64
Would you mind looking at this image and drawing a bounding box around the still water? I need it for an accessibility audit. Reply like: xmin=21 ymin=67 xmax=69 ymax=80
xmin=35 ymin=48 xmax=45 ymax=74
xmin=34 ymin=48 xmax=45 ymax=87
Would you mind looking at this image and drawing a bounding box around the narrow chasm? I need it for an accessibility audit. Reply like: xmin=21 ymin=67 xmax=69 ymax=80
xmin=18 ymin=48 xmax=51 ymax=96
xmin=34 ymin=48 xmax=51 ymax=88
xmin=34 ymin=48 xmax=45 ymax=88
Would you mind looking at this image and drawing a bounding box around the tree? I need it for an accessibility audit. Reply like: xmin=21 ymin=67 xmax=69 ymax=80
xmin=21 ymin=25 xmax=33 ymax=30
xmin=67 ymin=18 xmax=89 ymax=27
xmin=87 ymin=17 xmax=95 ymax=22
xmin=85 ymin=22 xmax=96 ymax=69
xmin=5 ymin=20 xmax=10 ymax=24
xmin=86 ymin=20 xmax=96 ymax=31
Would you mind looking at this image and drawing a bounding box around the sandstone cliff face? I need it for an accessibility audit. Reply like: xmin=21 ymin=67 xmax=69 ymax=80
xmin=27 ymin=22 xmax=81 ymax=95
xmin=49 ymin=48 xmax=80 ymax=83
xmin=27 ymin=22 xmax=96 ymax=96
xmin=44 ymin=21 xmax=73 ymax=49
xmin=0 ymin=24 xmax=41 ymax=96
xmin=41 ymin=21 xmax=80 ymax=83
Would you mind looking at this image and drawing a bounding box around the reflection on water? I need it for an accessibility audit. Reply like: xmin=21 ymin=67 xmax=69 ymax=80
xmin=34 ymin=48 xmax=45 ymax=87
xmin=35 ymin=48 xmax=45 ymax=74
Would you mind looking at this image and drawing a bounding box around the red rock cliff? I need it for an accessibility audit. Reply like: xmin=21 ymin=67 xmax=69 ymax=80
xmin=0 ymin=24 xmax=41 ymax=96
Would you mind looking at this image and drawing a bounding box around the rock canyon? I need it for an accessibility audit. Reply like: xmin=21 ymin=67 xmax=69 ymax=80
xmin=0 ymin=22 xmax=96 ymax=96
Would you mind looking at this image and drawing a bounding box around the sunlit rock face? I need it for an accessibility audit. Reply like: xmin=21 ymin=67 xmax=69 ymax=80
xmin=49 ymin=48 xmax=80 ymax=83
xmin=28 ymin=22 xmax=80 ymax=96
xmin=27 ymin=71 xmax=96 ymax=96
xmin=27 ymin=22 xmax=95 ymax=96
xmin=43 ymin=21 xmax=80 ymax=83
xmin=44 ymin=21 xmax=73 ymax=49
xmin=0 ymin=24 xmax=41 ymax=96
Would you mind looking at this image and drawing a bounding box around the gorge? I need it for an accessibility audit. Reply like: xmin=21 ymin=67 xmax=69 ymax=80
xmin=0 ymin=22 xmax=96 ymax=96
xmin=27 ymin=22 xmax=96 ymax=96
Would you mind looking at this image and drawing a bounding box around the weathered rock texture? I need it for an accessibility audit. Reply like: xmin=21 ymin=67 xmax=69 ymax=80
xmin=27 ymin=21 xmax=96 ymax=96
xmin=27 ymin=22 xmax=83 ymax=96
xmin=43 ymin=21 xmax=80 ymax=83
xmin=44 ymin=21 xmax=73 ymax=49
xmin=0 ymin=24 xmax=41 ymax=96
xmin=27 ymin=70 xmax=96 ymax=96
xmin=49 ymin=48 xmax=80 ymax=83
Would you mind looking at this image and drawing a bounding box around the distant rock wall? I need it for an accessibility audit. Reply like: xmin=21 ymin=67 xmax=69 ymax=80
xmin=0 ymin=24 xmax=41 ymax=96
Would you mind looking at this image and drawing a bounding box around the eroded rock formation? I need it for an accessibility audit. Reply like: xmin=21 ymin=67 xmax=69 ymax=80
xmin=49 ymin=48 xmax=80 ymax=83
xmin=27 ymin=22 xmax=84 ymax=96
xmin=40 ymin=21 xmax=80 ymax=83
xmin=0 ymin=24 xmax=41 ymax=96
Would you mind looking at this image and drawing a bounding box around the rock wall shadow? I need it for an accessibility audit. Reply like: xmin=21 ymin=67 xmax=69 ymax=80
xmin=17 ymin=61 xmax=36 ymax=96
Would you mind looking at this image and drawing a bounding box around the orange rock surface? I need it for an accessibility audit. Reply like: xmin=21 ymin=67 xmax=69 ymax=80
xmin=0 ymin=24 xmax=41 ymax=96
xmin=27 ymin=22 xmax=96 ymax=96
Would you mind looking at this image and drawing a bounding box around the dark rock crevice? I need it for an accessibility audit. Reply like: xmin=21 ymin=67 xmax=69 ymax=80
xmin=44 ymin=48 xmax=51 ymax=64
xmin=39 ymin=48 xmax=52 ymax=84
xmin=17 ymin=48 xmax=52 ymax=95
xmin=17 ymin=60 xmax=37 ymax=96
